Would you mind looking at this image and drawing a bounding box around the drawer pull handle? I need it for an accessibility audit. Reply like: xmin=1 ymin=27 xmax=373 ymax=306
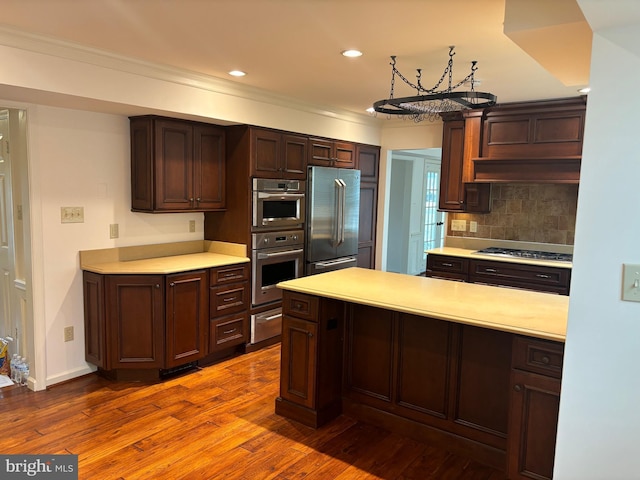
xmin=223 ymin=328 xmax=237 ymax=335
xmin=541 ymin=355 xmax=550 ymax=365
xmin=485 ymin=268 xmax=498 ymax=273
xmin=222 ymin=297 xmax=235 ymax=302
xmin=442 ymin=262 xmax=453 ymax=267
xmin=308 ymin=332 xmax=314 ymax=338
xmin=536 ymin=274 xmax=551 ymax=279
xmin=514 ymin=384 xmax=522 ymax=392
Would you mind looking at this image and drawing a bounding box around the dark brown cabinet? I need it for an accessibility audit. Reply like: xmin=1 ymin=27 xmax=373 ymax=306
xmin=308 ymin=137 xmax=356 ymax=168
xmin=356 ymin=144 xmax=380 ymax=269
xmin=507 ymin=336 xmax=563 ymax=480
xmin=426 ymin=253 xmax=571 ymax=295
xmin=83 ymin=268 xmax=209 ymax=379
xmin=165 ymin=270 xmax=208 ymax=368
xmin=130 ymin=116 xmax=225 ymax=212
xmin=275 ymin=291 xmax=344 ymax=427
xmin=249 ymin=127 xmax=307 ymax=179
xmin=439 ymin=113 xmax=491 ymax=213
xmin=208 ymin=263 xmax=249 ymax=352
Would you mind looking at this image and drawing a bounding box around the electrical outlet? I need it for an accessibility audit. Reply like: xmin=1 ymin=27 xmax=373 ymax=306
xmin=451 ymin=219 xmax=467 ymax=232
xmin=64 ymin=326 xmax=74 ymax=342
xmin=622 ymin=264 xmax=640 ymax=302
xmin=470 ymin=221 xmax=478 ymax=233
xmin=109 ymin=223 xmax=119 ymax=239
xmin=189 ymin=220 xmax=196 ymax=233
xmin=61 ymin=206 xmax=84 ymax=223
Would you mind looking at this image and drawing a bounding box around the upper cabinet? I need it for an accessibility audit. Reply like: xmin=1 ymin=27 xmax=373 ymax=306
xmin=355 ymin=144 xmax=380 ymax=269
xmin=308 ymin=138 xmax=356 ymax=168
xmin=250 ymin=127 xmax=307 ymax=179
xmin=130 ymin=116 xmax=225 ymax=212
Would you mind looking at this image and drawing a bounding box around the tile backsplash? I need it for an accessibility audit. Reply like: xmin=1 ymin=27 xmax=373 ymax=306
xmin=449 ymin=183 xmax=579 ymax=245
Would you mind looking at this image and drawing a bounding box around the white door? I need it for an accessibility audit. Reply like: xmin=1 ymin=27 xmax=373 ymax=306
xmin=0 ymin=110 xmax=16 ymax=345
xmin=423 ymin=159 xmax=445 ymax=255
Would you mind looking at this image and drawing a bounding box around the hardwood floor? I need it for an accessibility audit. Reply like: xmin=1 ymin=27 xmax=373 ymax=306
xmin=0 ymin=345 xmax=506 ymax=479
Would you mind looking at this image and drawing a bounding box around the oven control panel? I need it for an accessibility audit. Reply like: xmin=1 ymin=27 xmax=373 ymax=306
xmin=252 ymin=230 xmax=304 ymax=250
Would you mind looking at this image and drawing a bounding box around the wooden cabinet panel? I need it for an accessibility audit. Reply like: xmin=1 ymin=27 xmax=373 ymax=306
xmin=507 ymin=370 xmax=561 ymax=480
xmin=356 ymin=144 xmax=380 ymax=269
xmin=105 ymin=275 xmax=164 ymax=369
xmin=280 ymin=315 xmax=318 ymax=409
xmin=83 ymin=271 xmax=106 ymax=368
xmin=210 ymin=263 xmax=249 ymax=285
xmin=282 ymin=291 xmax=319 ymax=321
xmin=439 ymin=118 xmax=466 ymax=211
xmin=469 ymin=260 xmax=571 ymax=295
xmin=251 ymin=128 xmax=307 ymax=179
xmin=165 ymin=270 xmax=208 ymax=368
xmin=210 ymin=283 xmax=249 ymax=317
xmin=453 ymin=325 xmax=511 ymax=447
xmin=425 ymin=254 xmax=469 ymax=281
xmin=308 ymin=137 xmax=355 ymax=168
xmin=130 ymin=116 xmax=225 ymax=212
xmin=396 ymin=313 xmax=452 ymax=419
xmin=345 ymin=304 xmax=393 ymax=404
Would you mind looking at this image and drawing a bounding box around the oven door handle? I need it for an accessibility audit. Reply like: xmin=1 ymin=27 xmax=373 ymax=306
xmin=256 ymin=248 xmax=303 ymax=260
xmin=257 ymin=192 xmax=305 ymax=199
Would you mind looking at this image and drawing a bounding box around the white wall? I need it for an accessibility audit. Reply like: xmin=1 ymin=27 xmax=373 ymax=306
xmin=553 ymin=6 xmax=640 ymax=478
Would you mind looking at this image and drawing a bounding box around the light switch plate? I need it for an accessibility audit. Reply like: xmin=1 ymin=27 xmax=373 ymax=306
xmin=622 ymin=264 xmax=640 ymax=302
xmin=61 ymin=206 xmax=84 ymax=223
xmin=109 ymin=223 xmax=119 ymax=239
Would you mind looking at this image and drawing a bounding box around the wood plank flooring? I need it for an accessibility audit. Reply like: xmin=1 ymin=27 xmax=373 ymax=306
xmin=0 ymin=345 xmax=507 ymax=479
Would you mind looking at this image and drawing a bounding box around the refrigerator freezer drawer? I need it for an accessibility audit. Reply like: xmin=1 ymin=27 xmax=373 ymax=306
xmin=306 ymin=256 xmax=357 ymax=275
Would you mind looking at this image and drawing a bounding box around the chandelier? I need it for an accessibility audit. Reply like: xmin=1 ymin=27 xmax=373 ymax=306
xmin=372 ymin=46 xmax=497 ymax=122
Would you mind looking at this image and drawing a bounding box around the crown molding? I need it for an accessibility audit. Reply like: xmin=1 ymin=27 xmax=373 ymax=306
xmin=0 ymin=25 xmax=378 ymax=127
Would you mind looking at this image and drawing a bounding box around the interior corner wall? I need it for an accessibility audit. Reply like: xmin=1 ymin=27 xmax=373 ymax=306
xmin=553 ymin=28 xmax=640 ymax=479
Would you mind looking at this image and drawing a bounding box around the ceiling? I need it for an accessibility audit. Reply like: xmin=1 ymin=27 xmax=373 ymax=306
xmin=0 ymin=0 xmax=592 ymax=118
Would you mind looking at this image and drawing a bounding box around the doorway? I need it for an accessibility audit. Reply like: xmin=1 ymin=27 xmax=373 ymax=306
xmin=385 ymin=149 xmax=445 ymax=275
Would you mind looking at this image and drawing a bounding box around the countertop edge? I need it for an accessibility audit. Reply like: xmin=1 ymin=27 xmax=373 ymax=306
xmin=426 ymin=247 xmax=572 ymax=269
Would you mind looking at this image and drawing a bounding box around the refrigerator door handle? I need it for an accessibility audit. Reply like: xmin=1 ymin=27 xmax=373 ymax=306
xmin=333 ymin=178 xmax=342 ymax=247
xmin=339 ymin=178 xmax=347 ymax=245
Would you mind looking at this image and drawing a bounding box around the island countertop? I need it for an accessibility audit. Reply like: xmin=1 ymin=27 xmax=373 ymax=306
xmin=278 ymin=267 xmax=568 ymax=341
xmin=80 ymin=240 xmax=249 ymax=274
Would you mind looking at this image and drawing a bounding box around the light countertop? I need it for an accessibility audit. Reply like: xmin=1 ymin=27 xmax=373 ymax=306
xmin=80 ymin=240 xmax=249 ymax=274
xmin=278 ymin=268 xmax=568 ymax=342
xmin=427 ymin=246 xmax=572 ymax=269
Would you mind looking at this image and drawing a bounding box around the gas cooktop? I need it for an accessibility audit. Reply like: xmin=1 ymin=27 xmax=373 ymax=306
xmin=474 ymin=247 xmax=573 ymax=263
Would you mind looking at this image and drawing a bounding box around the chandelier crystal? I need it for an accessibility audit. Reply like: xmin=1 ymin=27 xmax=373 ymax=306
xmin=372 ymin=46 xmax=497 ymax=122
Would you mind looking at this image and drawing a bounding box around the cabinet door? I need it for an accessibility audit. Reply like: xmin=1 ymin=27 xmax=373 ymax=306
xmin=280 ymin=315 xmax=318 ymax=409
xmin=194 ymin=124 xmax=225 ymax=210
xmin=154 ymin=119 xmax=194 ymax=211
xmin=251 ymin=128 xmax=281 ymax=178
xmin=165 ymin=270 xmax=208 ymax=368
xmin=439 ymin=119 xmax=466 ymax=211
xmin=507 ymin=370 xmax=561 ymax=480
xmin=308 ymin=138 xmax=333 ymax=167
xmin=333 ymin=141 xmax=356 ymax=168
xmin=106 ymin=275 xmax=164 ymax=369
xmin=282 ymin=134 xmax=308 ymax=179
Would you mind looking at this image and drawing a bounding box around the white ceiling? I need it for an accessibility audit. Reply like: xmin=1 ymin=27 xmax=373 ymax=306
xmin=0 ymin=0 xmax=592 ymax=117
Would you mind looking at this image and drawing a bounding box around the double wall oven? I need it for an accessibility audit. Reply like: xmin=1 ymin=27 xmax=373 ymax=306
xmin=250 ymin=179 xmax=305 ymax=346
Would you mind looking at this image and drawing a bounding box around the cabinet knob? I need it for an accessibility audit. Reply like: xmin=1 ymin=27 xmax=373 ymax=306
xmin=514 ymin=384 xmax=522 ymax=392
xmin=169 ymin=282 xmax=175 ymax=287
xmin=155 ymin=284 xmax=160 ymax=289
xmin=308 ymin=332 xmax=313 ymax=338
xmin=196 ymin=197 xmax=201 ymax=203
xmin=541 ymin=355 xmax=550 ymax=365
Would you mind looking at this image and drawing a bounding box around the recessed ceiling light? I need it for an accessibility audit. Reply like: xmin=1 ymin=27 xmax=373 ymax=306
xmin=578 ymin=87 xmax=590 ymax=94
xmin=342 ymin=49 xmax=363 ymax=58
xmin=229 ymin=70 xmax=246 ymax=77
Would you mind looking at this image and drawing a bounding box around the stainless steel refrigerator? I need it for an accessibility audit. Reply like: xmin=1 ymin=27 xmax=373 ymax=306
xmin=306 ymin=166 xmax=360 ymax=275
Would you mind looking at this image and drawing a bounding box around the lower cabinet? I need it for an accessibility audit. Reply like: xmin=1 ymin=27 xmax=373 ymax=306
xmin=276 ymin=291 xmax=563 ymax=476
xmin=83 ymin=262 xmax=249 ymax=379
xmin=507 ymin=336 xmax=563 ymax=480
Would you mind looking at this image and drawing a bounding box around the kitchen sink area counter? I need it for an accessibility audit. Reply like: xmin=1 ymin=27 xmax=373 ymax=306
xmin=80 ymin=240 xmax=249 ymax=274
xmin=277 ymin=267 xmax=568 ymax=341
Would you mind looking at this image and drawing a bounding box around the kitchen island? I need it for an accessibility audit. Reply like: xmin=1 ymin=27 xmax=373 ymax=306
xmin=276 ymin=268 xmax=568 ymax=479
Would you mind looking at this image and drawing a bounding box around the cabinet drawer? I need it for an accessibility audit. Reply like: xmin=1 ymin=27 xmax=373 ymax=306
xmin=512 ymin=336 xmax=564 ymax=379
xmin=210 ymin=283 xmax=249 ymax=317
xmin=210 ymin=313 xmax=247 ymax=351
xmin=469 ymin=260 xmax=570 ymax=294
xmin=210 ymin=263 xmax=249 ymax=286
xmin=426 ymin=254 xmax=469 ymax=281
xmin=283 ymin=291 xmax=319 ymax=321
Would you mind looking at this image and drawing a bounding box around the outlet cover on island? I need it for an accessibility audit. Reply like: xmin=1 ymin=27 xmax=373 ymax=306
xmin=451 ymin=219 xmax=467 ymax=232
xmin=189 ymin=220 xmax=196 ymax=233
